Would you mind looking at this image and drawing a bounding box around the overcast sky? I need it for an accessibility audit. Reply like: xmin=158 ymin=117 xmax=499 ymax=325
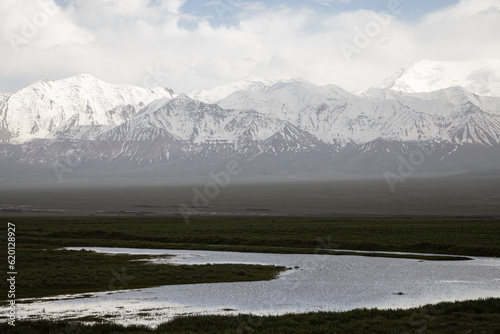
xmin=1 ymin=0 xmax=499 ymax=94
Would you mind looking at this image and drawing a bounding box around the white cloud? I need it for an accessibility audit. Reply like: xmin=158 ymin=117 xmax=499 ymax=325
xmin=0 ymin=0 xmax=499 ymax=94
xmin=411 ymin=0 xmax=500 ymax=63
xmin=314 ymin=0 xmax=351 ymax=6
xmin=422 ymin=0 xmax=500 ymax=23
xmin=237 ymin=2 xmax=266 ymax=11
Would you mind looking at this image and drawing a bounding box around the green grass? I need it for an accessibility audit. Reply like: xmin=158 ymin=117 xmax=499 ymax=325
xmin=8 ymin=248 xmax=284 ymax=299
xmin=6 ymin=215 xmax=500 ymax=257
xmin=1 ymin=215 xmax=497 ymax=299
xmin=1 ymin=215 xmax=499 ymax=332
xmin=2 ymin=298 xmax=500 ymax=333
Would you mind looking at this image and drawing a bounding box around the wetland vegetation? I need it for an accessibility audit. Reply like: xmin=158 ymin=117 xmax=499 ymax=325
xmin=1 ymin=215 xmax=499 ymax=332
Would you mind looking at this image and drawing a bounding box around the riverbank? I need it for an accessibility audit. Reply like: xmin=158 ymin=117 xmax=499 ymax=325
xmin=1 ymin=215 xmax=498 ymax=331
xmin=2 ymin=298 xmax=500 ymax=333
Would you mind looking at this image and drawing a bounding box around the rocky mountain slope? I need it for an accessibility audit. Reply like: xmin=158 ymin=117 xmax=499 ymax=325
xmin=1 ymin=60 xmax=499 ymax=181
xmin=0 ymin=74 xmax=175 ymax=144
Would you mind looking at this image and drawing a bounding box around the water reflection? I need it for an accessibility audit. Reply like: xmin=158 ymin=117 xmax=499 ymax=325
xmin=11 ymin=248 xmax=500 ymax=327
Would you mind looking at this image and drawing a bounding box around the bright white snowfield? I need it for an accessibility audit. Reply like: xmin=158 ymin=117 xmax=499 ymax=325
xmin=1 ymin=59 xmax=500 ymax=147
xmin=0 ymin=74 xmax=175 ymax=144
xmin=377 ymin=59 xmax=500 ymax=97
xmin=189 ymin=77 xmax=279 ymax=104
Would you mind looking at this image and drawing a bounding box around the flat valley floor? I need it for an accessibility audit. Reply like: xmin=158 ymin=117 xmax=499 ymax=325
xmin=0 ymin=175 xmax=499 ymax=217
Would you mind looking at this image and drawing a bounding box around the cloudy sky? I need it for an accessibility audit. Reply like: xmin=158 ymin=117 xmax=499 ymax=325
xmin=0 ymin=0 xmax=499 ymax=94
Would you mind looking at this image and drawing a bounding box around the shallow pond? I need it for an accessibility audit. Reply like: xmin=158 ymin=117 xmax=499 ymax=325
xmin=10 ymin=247 xmax=500 ymax=327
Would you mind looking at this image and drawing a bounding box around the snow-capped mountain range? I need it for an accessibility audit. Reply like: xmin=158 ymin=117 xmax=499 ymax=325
xmin=189 ymin=77 xmax=279 ymax=104
xmin=378 ymin=59 xmax=500 ymax=97
xmin=0 ymin=74 xmax=175 ymax=144
xmin=1 ymin=59 xmax=499 ymax=180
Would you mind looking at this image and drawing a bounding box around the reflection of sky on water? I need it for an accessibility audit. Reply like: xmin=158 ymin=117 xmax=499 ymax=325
xmin=9 ymin=248 xmax=500 ymax=328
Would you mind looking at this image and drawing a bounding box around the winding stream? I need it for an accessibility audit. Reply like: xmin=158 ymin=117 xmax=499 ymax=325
xmin=9 ymin=247 xmax=500 ymax=327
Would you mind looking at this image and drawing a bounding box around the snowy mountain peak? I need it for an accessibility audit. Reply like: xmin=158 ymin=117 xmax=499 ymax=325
xmin=165 ymin=93 xmax=205 ymax=110
xmin=74 ymin=73 xmax=98 ymax=80
xmin=189 ymin=76 xmax=281 ymax=104
xmin=0 ymin=74 xmax=176 ymax=144
xmin=377 ymin=59 xmax=500 ymax=97
xmin=174 ymin=93 xmax=194 ymax=101
xmin=62 ymin=73 xmax=100 ymax=83
xmin=31 ymin=73 xmax=103 ymax=89
xmin=2 ymin=65 xmax=500 ymax=178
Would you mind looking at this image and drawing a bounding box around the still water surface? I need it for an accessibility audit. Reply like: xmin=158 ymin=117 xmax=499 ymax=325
xmin=13 ymin=247 xmax=500 ymax=327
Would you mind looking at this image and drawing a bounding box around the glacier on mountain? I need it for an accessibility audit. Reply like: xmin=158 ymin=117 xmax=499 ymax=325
xmin=1 ymin=59 xmax=500 ymax=178
xmin=377 ymin=59 xmax=500 ymax=97
xmin=0 ymin=74 xmax=175 ymax=144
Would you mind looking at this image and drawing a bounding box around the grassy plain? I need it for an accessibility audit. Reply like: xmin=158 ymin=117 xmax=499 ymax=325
xmin=9 ymin=248 xmax=285 ymax=299
xmin=1 ymin=215 xmax=498 ymax=301
xmin=2 ymin=298 xmax=500 ymax=333
xmin=1 ymin=176 xmax=499 ymax=216
xmin=1 ymin=176 xmax=499 ymax=332
xmin=7 ymin=215 xmax=500 ymax=257
xmin=0 ymin=215 xmax=498 ymax=332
